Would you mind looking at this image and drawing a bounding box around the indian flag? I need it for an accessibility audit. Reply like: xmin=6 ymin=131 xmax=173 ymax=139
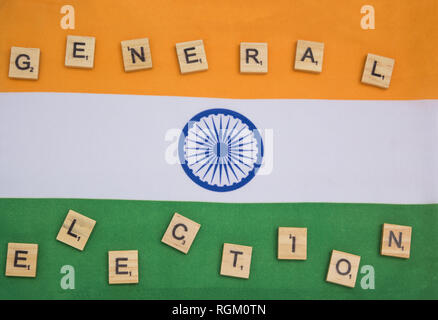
xmin=0 ymin=0 xmax=437 ymax=299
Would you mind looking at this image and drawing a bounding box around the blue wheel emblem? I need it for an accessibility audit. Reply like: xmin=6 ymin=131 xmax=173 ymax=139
xmin=179 ymin=108 xmax=264 ymax=192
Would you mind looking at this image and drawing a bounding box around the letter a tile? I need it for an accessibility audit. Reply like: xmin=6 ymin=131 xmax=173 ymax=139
xmin=121 ymin=38 xmax=152 ymax=72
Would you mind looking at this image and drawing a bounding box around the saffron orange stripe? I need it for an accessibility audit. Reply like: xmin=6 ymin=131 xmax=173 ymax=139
xmin=0 ymin=0 xmax=437 ymax=99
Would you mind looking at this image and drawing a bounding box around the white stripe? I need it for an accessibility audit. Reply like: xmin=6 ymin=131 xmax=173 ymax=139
xmin=0 ymin=92 xmax=437 ymax=204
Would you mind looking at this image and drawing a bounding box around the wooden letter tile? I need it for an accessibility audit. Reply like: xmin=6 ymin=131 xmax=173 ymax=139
xmin=108 ymin=250 xmax=139 ymax=284
xmin=326 ymin=250 xmax=361 ymax=288
xmin=65 ymin=35 xmax=96 ymax=69
xmin=220 ymin=243 xmax=252 ymax=279
xmin=278 ymin=227 xmax=307 ymax=260
xmin=5 ymin=243 xmax=38 ymax=278
xmin=56 ymin=209 xmax=96 ymax=251
xmin=161 ymin=213 xmax=201 ymax=254
xmin=8 ymin=47 xmax=40 ymax=80
xmin=361 ymin=53 xmax=395 ymax=88
xmin=240 ymin=42 xmax=268 ymax=74
xmin=175 ymin=40 xmax=208 ymax=74
xmin=294 ymin=40 xmax=324 ymax=73
xmin=380 ymin=223 xmax=412 ymax=258
xmin=121 ymin=38 xmax=152 ymax=72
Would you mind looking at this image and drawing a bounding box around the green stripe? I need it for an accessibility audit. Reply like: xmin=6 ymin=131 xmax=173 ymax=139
xmin=0 ymin=199 xmax=437 ymax=299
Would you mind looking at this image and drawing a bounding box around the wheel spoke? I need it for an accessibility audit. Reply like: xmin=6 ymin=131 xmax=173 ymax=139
xmin=194 ymin=124 xmax=215 ymax=145
xmin=203 ymin=119 xmax=218 ymax=144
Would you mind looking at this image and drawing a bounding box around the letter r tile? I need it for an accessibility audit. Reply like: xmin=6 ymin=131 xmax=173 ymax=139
xmin=294 ymin=40 xmax=324 ymax=73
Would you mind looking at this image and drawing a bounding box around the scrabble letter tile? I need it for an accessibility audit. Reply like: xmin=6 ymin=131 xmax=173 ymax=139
xmin=175 ymin=40 xmax=208 ymax=74
xmin=326 ymin=250 xmax=361 ymax=288
xmin=56 ymin=209 xmax=96 ymax=251
xmin=361 ymin=53 xmax=395 ymax=88
xmin=161 ymin=213 xmax=201 ymax=254
xmin=65 ymin=35 xmax=95 ymax=69
xmin=220 ymin=243 xmax=252 ymax=279
xmin=240 ymin=42 xmax=268 ymax=74
xmin=8 ymin=47 xmax=40 ymax=80
xmin=5 ymin=243 xmax=38 ymax=278
xmin=108 ymin=250 xmax=139 ymax=284
xmin=294 ymin=40 xmax=324 ymax=73
xmin=278 ymin=227 xmax=307 ymax=260
xmin=380 ymin=223 xmax=412 ymax=259
xmin=121 ymin=38 xmax=152 ymax=72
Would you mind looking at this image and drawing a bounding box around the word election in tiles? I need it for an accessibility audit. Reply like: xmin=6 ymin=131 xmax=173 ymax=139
xmin=5 ymin=208 xmax=411 ymax=289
